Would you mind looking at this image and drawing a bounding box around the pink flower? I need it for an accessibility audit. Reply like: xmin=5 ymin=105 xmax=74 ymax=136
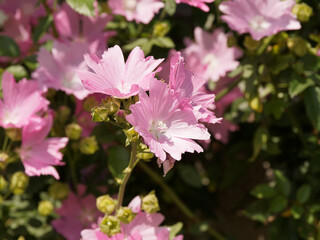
xmin=109 ymin=0 xmax=164 ymax=24
xmin=183 ymin=27 xmax=242 ymax=82
xmin=175 ymin=0 xmax=214 ymax=12
xmin=19 ymin=115 xmax=68 ymax=179
xmin=0 ymin=72 xmax=49 ymax=129
xmin=52 ymin=185 xmax=103 ymax=240
xmin=126 ymin=79 xmax=210 ymax=161
xmin=33 ymin=41 xmax=91 ymax=100
xmin=219 ymin=0 xmax=301 ymax=41
xmin=78 ymin=45 xmax=164 ymax=99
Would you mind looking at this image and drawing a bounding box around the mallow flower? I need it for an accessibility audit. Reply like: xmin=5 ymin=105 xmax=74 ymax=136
xmin=176 ymin=0 xmax=214 ymax=12
xmin=0 ymin=71 xmax=49 ymax=129
xmin=126 ymin=79 xmax=210 ymax=161
xmin=78 ymin=45 xmax=163 ymax=99
xmin=19 ymin=115 xmax=68 ymax=179
xmin=219 ymin=0 xmax=301 ymax=41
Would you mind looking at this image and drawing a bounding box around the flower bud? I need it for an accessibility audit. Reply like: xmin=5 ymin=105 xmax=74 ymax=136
xmin=79 ymin=136 xmax=99 ymax=155
xmin=142 ymin=190 xmax=160 ymax=214
xmin=91 ymin=107 xmax=109 ymax=122
xmin=48 ymin=182 xmax=69 ymax=200
xmin=6 ymin=128 xmax=21 ymax=141
xmin=292 ymin=3 xmax=313 ymax=22
xmin=58 ymin=106 xmax=71 ymax=123
xmin=38 ymin=200 xmax=54 ymax=216
xmin=123 ymin=127 xmax=139 ymax=146
xmin=153 ymin=21 xmax=170 ymax=37
xmin=0 ymin=176 xmax=8 ymax=191
xmin=99 ymin=215 xmax=121 ymax=237
xmin=10 ymin=171 xmax=29 ymax=195
xmin=0 ymin=152 xmax=9 ymax=169
xmin=104 ymin=102 xmax=119 ymax=115
xmin=287 ymin=37 xmax=308 ymax=57
xmin=83 ymin=96 xmax=99 ymax=112
xmin=65 ymin=123 xmax=83 ymax=140
xmin=117 ymin=207 xmax=136 ymax=224
xmin=137 ymin=143 xmax=154 ymax=161
xmin=96 ymin=195 xmax=117 ymax=214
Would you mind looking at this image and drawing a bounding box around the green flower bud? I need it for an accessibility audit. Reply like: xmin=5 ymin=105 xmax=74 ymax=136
xmin=287 ymin=37 xmax=308 ymax=57
xmin=292 ymin=3 xmax=313 ymax=22
xmin=0 ymin=152 xmax=8 ymax=169
xmin=0 ymin=176 xmax=8 ymax=191
xmin=6 ymin=128 xmax=21 ymax=141
xmin=153 ymin=21 xmax=170 ymax=37
xmin=137 ymin=143 xmax=154 ymax=160
xmin=123 ymin=127 xmax=139 ymax=146
xmin=10 ymin=171 xmax=29 ymax=195
xmin=79 ymin=136 xmax=99 ymax=155
xmin=58 ymin=106 xmax=71 ymax=123
xmin=91 ymin=107 xmax=109 ymax=122
xmin=244 ymin=36 xmax=261 ymax=51
xmin=38 ymin=200 xmax=54 ymax=216
xmin=104 ymin=102 xmax=119 ymax=116
xmin=142 ymin=190 xmax=160 ymax=214
xmin=65 ymin=123 xmax=83 ymax=140
xmin=96 ymin=195 xmax=117 ymax=214
xmin=17 ymin=236 xmax=25 ymax=240
xmin=48 ymin=182 xmax=69 ymax=200
xmin=117 ymin=207 xmax=136 ymax=224
xmin=83 ymin=96 xmax=99 ymax=112
xmin=99 ymin=215 xmax=121 ymax=237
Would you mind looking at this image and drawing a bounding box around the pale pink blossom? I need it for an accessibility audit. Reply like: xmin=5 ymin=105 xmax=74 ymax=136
xmin=176 ymin=0 xmax=214 ymax=12
xmin=219 ymin=0 xmax=301 ymax=41
xmin=183 ymin=27 xmax=242 ymax=82
xmin=109 ymin=0 xmax=164 ymax=24
xmin=78 ymin=45 xmax=163 ymax=99
xmin=0 ymin=72 xmax=49 ymax=129
xmin=52 ymin=185 xmax=103 ymax=240
xmin=33 ymin=41 xmax=91 ymax=100
xmin=126 ymin=79 xmax=210 ymax=161
xmin=19 ymin=115 xmax=68 ymax=179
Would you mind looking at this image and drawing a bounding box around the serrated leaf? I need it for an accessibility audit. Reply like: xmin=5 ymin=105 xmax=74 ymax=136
xmin=297 ymin=184 xmax=311 ymax=204
xmin=250 ymin=184 xmax=277 ymax=199
xmin=177 ymin=165 xmax=202 ymax=188
xmin=165 ymin=0 xmax=177 ymax=16
xmin=304 ymin=87 xmax=320 ymax=131
xmin=66 ymin=0 xmax=95 ymax=16
xmin=269 ymin=195 xmax=288 ymax=213
xmin=0 ymin=36 xmax=20 ymax=57
xmin=274 ymin=170 xmax=291 ymax=196
xmin=32 ymin=16 xmax=52 ymax=43
xmin=107 ymin=146 xmax=129 ymax=179
xmin=151 ymin=37 xmax=175 ymax=48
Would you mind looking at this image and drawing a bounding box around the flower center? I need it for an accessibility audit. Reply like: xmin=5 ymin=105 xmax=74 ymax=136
xmin=202 ymin=53 xmax=219 ymax=72
xmin=149 ymin=120 xmax=168 ymax=140
xmin=250 ymin=15 xmax=271 ymax=32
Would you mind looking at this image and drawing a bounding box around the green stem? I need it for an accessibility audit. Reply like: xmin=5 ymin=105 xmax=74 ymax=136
xmin=116 ymin=141 xmax=138 ymax=210
xmin=67 ymin=150 xmax=78 ymax=191
xmin=215 ymin=77 xmax=242 ymax=102
xmin=138 ymin=161 xmax=226 ymax=240
xmin=41 ymin=0 xmax=59 ymax=38
xmin=2 ymin=135 xmax=8 ymax=152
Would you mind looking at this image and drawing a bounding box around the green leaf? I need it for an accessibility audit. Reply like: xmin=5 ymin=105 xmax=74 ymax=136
xmin=274 ymin=170 xmax=291 ymax=196
xmin=289 ymin=74 xmax=314 ymax=98
xmin=304 ymin=87 xmax=320 ymax=131
xmin=123 ymin=38 xmax=153 ymax=55
xmin=248 ymin=127 xmax=268 ymax=162
xmin=32 ymin=16 xmax=52 ymax=43
xmin=5 ymin=65 xmax=28 ymax=80
xmin=264 ymin=98 xmax=286 ymax=119
xmin=291 ymin=205 xmax=303 ymax=219
xmin=250 ymin=184 xmax=277 ymax=199
xmin=296 ymin=184 xmax=311 ymax=204
xmin=0 ymin=36 xmax=20 ymax=57
xmin=168 ymin=222 xmax=183 ymax=240
xmin=269 ymin=195 xmax=288 ymax=213
xmin=107 ymin=146 xmax=129 ymax=179
xmin=151 ymin=37 xmax=175 ymax=49
xmin=66 ymin=0 xmax=95 ymax=16
xmin=165 ymin=0 xmax=177 ymax=16
xmin=177 ymin=165 xmax=202 ymax=188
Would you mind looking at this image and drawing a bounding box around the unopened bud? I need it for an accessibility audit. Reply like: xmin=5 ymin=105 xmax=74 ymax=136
xmin=123 ymin=127 xmax=139 ymax=146
xmin=6 ymin=128 xmax=21 ymax=141
xmin=0 ymin=176 xmax=8 ymax=191
xmin=137 ymin=144 xmax=154 ymax=160
xmin=79 ymin=136 xmax=99 ymax=155
xmin=0 ymin=152 xmax=9 ymax=169
xmin=96 ymin=195 xmax=117 ymax=214
xmin=48 ymin=182 xmax=69 ymax=200
xmin=65 ymin=123 xmax=83 ymax=140
xmin=38 ymin=200 xmax=54 ymax=216
xmin=142 ymin=190 xmax=160 ymax=214
xmin=10 ymin=171 xmax=29 ymax=195
xmin=105 ymin=102 xmax=119 ymax=115
xmin=292 ymin=3 xmax=313 ymax=22
xmin=287 ymin=37 xmax=307 ymax=57
xmin=58 ymin=106 xmax=71 ymax=123
xmin=99 ymin=215 xmax=121 ymax=237
xmin=83 ymin=96 xmax=99 ymax=112
xmin=92 ymin=107 xmax=109 ymax=122
xmin=153 ymin=21 xmax=170 ymax=37
xmin=117 ymin=207 xmax=136 ymax=224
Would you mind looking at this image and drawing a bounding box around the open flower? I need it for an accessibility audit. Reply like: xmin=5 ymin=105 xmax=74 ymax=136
xmin=126 ymin=79 xmax=210 ymax=161
xmin=219 ymin=0 xmax=301 ymax=41
xmin=78 ymin=45 xmax=163 ymax=99
xmin=176 ymin=0 xmax=214 ymax=12
xmin=19 ymin=115 xmax=68 ymax=179
xmin=0 ymin=71 xmax=49 ymax=129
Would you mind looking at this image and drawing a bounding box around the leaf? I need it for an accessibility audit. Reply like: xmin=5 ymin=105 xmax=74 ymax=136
xmin=0 ymin=36 xmax=20 ymax=57
xmin=296 ymin=184 xmax=311 ymax=204
xmin=32 ymin=16 xmax=52 ymax=43
xmin=274 ymin=170 xmax=291 ymax=196
xmin=289 ymin=74 xmax=314 ymax=98
xmin=291 ymin=205 xmax=303 ymax=219
xmin=248 ymin=127 xmax=268 ymax=162
xmin=151 ymin=37 xmax=175 ymax=49
xmin=269 ymin=195 xmax=288 ymax=213
xmin=66 ymin=0 xmax=95 ymax=17
xmin=304 ymin=87 xmax=320 ymax=131
xmin=123 ymin=38 xmax=153 ymax=55
xmin=177 ymin=165 xmax=202 ymax=188
xmin=168 ymin=222 xmax=183 ymax=240
xmin=250 ymin=184 xmax=277 ymax=199
xmin=107 ymin=146 xmax=129 ymax=179
xmin=5 ymin=65 xmax=28 ymax=80
xmin=165 ymin=0 xmax=177 ymax=16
